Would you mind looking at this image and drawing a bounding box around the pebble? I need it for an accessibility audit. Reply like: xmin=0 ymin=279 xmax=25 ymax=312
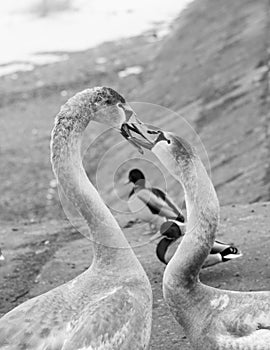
xmin=95 ymin=57 xmax=107 ymax=64
xmin=60 ymin=90 xmax=68 ymax=97
xmin=10 ymin=73 xmax=18 ymax=80
xmin=118 ymin=66 xmax=143 ymax=78
xmin=49 ymin=179 xmax=57 ymax=188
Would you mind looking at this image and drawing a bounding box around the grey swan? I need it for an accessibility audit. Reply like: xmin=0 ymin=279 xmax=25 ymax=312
xmin=0 ymin=87 xmax=152 ymax=350
xmin=121 ymin=125 xmax=270 ymax=349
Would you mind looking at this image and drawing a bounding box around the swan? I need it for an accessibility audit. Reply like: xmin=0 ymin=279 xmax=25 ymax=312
xmin=126 ymin=168 xmax=185 ymax=232
xmin=121 ymin=126 xmax=270 ymax=349
xmin=150 ymin=221 xmax=242 ymax=267
xmin=0 ymin=87 xmax=152 ymax=349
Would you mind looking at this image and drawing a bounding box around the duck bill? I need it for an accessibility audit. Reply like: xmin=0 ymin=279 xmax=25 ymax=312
xmin=120 ymin=113 xmax=168 ymax=154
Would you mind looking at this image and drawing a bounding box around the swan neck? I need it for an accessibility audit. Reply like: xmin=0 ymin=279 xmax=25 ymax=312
xmin=51 ymin=93 xmax=139 ymax=268
xmin=165 ymin=157 xmax=220 ymax=288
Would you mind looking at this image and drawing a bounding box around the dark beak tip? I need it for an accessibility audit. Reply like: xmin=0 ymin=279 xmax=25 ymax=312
xmin=120 ymin=123 xmax=129 ymax=139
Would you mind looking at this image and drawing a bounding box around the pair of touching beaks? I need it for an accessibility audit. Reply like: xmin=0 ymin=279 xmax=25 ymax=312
xmin=119 ymin=109 xmax=170 ymax=155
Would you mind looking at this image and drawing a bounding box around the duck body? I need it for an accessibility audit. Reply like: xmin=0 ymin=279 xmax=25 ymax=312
xmin=144 ymin=131 xmax=270 ymax=349
xmin=155 ymin=222 xmax=242 ymax=267
xmin=128 ymin=186 xmax=172 ymax=230
xmin=127 ymin=169 xmax=185 ymax=231
xmin=0 ymin=87 xmax=152 ymax=349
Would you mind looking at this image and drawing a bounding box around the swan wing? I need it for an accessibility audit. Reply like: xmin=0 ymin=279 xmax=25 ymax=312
xmin=0 ymin=287 xmax=148 ymax=350
xmin=217 ymin=306 xmax=270 ymax=349
xmin=0 ymin=290 xmax=68 ymax=349
xmin=62 ymin=288 xmax=148 ymax=350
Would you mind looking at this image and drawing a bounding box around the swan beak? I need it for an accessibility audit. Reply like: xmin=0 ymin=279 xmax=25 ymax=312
xmin=120 ymin=116 xmax=153 ymax=154
xmin=120 ymin=114 xmax=168 ymax=154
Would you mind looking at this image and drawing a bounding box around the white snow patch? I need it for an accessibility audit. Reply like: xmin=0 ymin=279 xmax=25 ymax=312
xmin=0 ymin=63 xmax=34 ymax=76
xmin=118 ymin=66 xmax=143 ymax=78
xmin=1 ymin=0 xmax=193 ymax=75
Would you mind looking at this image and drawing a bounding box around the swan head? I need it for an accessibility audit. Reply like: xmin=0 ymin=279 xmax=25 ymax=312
xmin=90 ymin=87 xmax=135 ymax=129
xmin=125 ymin=169 xmax=146 ymax=187
xmin=121 ymin=120 xmax=196 ymax=166
xmin=86 ymin=87 xmax=163 ymax=154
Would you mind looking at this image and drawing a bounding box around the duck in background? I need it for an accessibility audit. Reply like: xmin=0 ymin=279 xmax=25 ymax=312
xmin=126 ymin=168 xmax=185 ymax=232
xmin=150 ymin=221 xmax=242 ymax=267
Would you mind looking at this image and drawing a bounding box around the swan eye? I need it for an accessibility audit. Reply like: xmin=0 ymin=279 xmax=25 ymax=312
xmin=117 ymin=103 xmax=124 ymax=109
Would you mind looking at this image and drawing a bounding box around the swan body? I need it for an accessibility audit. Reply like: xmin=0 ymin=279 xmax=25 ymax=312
xmin=150 ymin=132 xmax=270 ymax=349
xmin=0 ymin=87 xmax=152 ymax=349
xmin=127 ymin=168 xmax=185 ymax=232
xmin=154 ymin=221 xmax=242 ymax=267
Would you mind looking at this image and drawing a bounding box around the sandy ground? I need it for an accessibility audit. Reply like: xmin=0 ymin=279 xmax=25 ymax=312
xmin=0 ymin=0 xmax=270 ymax=348
xmin=0 ymin=202 xmax=270 ymax=349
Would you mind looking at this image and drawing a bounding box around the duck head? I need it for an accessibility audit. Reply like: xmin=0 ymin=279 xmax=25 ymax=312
xmin=149 ymin=221 xmax=183 ymax=242
xmin=126 ymin=169 xmax=146 ymax=187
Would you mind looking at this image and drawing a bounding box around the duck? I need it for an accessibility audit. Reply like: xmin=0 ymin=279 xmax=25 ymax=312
xmin=0 ymin=87 xmax=152 ymax=349
xmin=126 ymin=168 xmax=185 ymax=232
xmin=150 ymin=221 xmax=242 ymax=267
xmin=122 ymin=125 xmax=270 ymax=349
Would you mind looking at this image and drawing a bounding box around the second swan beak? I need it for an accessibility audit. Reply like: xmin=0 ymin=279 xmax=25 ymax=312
xmin=120 ymin=114 xmax=154 ymax=154
xmin=120 ymin=113 xmax=169 ymax=154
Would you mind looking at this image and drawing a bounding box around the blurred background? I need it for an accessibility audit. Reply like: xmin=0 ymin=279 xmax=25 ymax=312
xmin=0 ymin=0 xmax=191 ymax=75
xmin=1 ymin=0 xmax=269 ymax=224
xmin=1 ymin=1 xmax=270 ymax=349
xmin=1 ymin=0 xmax=194 ymax=222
